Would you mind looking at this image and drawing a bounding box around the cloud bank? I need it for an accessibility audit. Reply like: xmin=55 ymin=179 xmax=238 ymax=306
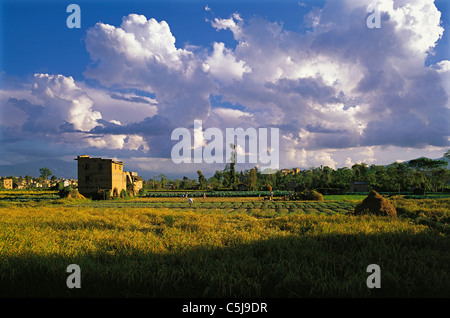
xmin=1 ymin=0 xmax=448 ymax=175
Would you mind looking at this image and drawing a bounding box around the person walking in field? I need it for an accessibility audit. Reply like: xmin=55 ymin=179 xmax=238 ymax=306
xmin=188 ymin=197 xmax=194 ymax=206
xmin=203 ymin=192 xmax=206 ymax=200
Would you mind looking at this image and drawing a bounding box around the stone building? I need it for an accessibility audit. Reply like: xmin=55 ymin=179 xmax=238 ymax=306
xmin=75 ymin=155 xmax=143 ymax=198
xmin=280 ymin=168 xmax=301 ymax=176
xmin=1 ymin=178 xmax=13 ymax=189
xmin=124 ymin=171 xmax=143 ymax=195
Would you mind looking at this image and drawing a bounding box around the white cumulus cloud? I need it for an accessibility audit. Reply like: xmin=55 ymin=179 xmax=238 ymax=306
xmin=31 ymin=73 xmax=101 ymax=132
xmin=204 ymin=42 xmax=251 ymax=84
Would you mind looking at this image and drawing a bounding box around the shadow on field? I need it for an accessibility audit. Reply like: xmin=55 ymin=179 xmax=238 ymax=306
xmin=1 ymin=231 xmax=449 ymax=298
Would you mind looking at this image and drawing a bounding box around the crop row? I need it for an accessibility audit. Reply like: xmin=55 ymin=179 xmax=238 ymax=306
xmin=0 ymin=194 xmax=60 ymax=202
xmin=68 ymin=200 xmax=356 ymax=215
xmin=145 ymin=191 xmax=290 ymax=197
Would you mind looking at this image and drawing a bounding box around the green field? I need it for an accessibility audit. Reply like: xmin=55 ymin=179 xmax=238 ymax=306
xmin=0 ymin=191 xmax=448 ymax=297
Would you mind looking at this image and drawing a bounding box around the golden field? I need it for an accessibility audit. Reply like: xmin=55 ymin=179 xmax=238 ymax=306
xmin=0 ymin=193 xmax=448 ymax=297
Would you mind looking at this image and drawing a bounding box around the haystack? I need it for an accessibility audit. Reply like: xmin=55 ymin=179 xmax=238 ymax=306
xmin=67 ymin=191 xmax=86 ymax=199
xmin=297 ymin=189 xmax=324 ymax=201
xmin=354 ymin=190 xmax=396 ymax=217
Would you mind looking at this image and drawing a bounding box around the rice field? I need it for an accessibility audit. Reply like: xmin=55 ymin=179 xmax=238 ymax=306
xmin=63 ymin=198 xmax=356 ymax=216
xmin=0 ymin=192 xmax=448 ymax=298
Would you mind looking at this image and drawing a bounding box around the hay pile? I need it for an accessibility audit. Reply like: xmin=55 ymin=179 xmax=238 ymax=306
xmin=66 ymin=190 xmax=86 ymax=199
xmin=297 ymin=189 xmax=324 ymax=201
xmin=354 ymin=190 xmax=397 ymax=217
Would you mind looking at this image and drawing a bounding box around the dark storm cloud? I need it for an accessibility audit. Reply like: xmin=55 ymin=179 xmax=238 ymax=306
xmin=109 ymin=93 xmax=152 ymax=104
xmin=89 ymin=115 xmax=175 ymax=136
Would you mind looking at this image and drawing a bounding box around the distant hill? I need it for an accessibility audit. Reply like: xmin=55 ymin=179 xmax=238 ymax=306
xmin=399 ymin=156 xmax=450 ymax=169
xmin=0 ymin=159 xmax=77 ymax=179
xmin=435 ymin=156 xmax=450 ymax=168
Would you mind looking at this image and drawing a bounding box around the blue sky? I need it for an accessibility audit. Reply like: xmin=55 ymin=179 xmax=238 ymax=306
xmin=1 ymin=0 xmax=447 ymax=77
xmin=1 ymin=0 xmax=327 ymax=79
xmin=0 ymin=0 xmax=449 ymax=178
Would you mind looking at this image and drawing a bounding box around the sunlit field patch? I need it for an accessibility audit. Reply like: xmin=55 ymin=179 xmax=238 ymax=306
xmin=0 ymin=194 xmax=448 ymax=297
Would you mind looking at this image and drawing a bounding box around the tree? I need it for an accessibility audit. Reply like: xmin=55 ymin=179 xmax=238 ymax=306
xmin=39 ymin=167 xmax=52 ymax=180
xmin=158 ymin=174 xmax=167 ymax=190
xmin=331 ymin=167 xmax=353 ymax=190
xmin=266 ymin=172 xmax=276 ymax=190
xmin=172 ymin=179 xmax=181 ymax=190
xmin=222 ymin=143 xmax=238 ymax=190
xmin=386 ymin=163 xmax=404 ymax=193
xmin=180 ymin=176 xmax=197 ymax=189
xmin=351 ymin=163 xmax=368 ymax=180
xmin=444 ymin=150 xmax=450 ymax=159
xmin=247 ymin=167 xmax=258 ymax=191
xmin=408 ymin=157 xmax=447 ymax=171
xmin=298 ymin=169 xmax=313 ymax=189
xmin=147 ymin=176 xmax=157 ymax=190
xmin=197 ymin=170 xmax=207 ymax=190
xmin=319 ymin=166 xmax=333 ymax=189
xmin=228 ymin=143 xmax=237 ymax=189
xmin=208 ymin=176 xmax=221 ymax=190
xmin=7 ymin=175 xmax=18 ymax=184
xmin=408 ymin=157 xmax=448 ymax=191
xmin=180 ymin=176 xmax=189 ymax=189
xmin=431 ymin=169 xmax=449 ymax=192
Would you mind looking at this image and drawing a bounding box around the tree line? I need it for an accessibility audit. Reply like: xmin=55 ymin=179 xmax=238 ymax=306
xmin=143 ymin=151 xmax=450 ymax=193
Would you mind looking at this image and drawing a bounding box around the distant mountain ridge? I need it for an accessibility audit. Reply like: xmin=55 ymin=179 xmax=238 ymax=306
xmin=438 ymin=156 xmax=450 ymax=167
xmin=0 ymin=159 xmax=77 ymax=179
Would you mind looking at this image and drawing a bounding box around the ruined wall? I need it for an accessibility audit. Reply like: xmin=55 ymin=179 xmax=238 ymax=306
xmin=111 ymin=161 xmax=126 ymax=197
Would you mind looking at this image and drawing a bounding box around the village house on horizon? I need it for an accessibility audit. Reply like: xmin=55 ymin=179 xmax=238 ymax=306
xmin=0 ymin=177 xmax=13 ymax=189
xmin=75 ymin=155 xmax=143 ymax=199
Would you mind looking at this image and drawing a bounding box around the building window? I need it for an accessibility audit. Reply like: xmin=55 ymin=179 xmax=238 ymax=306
xmin=85 ymin=176 xmax=90 ymax=182
xmin=85 ymin=163 xmax=90 ymax=170
xmin=99 ymin=163 xmax=103 ymax=171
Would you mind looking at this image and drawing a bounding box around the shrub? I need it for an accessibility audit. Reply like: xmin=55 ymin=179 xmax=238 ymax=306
xmin=58 ymin=186 xmax=77 ymax=198
xmin=120 ymin=189 xmax=130 ymax=199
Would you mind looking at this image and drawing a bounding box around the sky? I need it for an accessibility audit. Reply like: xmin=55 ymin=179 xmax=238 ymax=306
xmin=0 ymin=0 xmax=449 ymax=179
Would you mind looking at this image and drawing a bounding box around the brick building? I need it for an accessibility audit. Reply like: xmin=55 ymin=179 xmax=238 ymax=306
xmin=75 ymin=155 xmax=142 ymax=198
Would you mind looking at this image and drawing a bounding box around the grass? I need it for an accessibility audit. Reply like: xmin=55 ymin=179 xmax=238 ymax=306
xmin=323 ymin=194 xmax=367 ymax=203
xmin=0 ymin=194 xmax=448 ymax=297
xmin=0 ymin=190 xmax=59 ymax=202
